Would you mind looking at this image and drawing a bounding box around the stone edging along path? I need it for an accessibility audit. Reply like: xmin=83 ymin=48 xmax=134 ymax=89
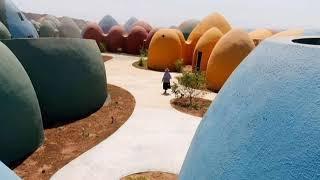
xmin=52 ymin=53 xmax=216 ymax=180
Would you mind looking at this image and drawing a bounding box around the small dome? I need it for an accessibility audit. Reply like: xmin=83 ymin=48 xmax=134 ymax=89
xmin=178 ymin=19 xmax=200 ymax=39
xmin=249 ymin=28 xmax=273 ymax=46
xmin=82 ymin=22 xmax=104 ymax=42
xmin=148 ymin=29 xmax=183 ymax=71
xmin=206 ymin=29 xmax=255 ymax=92
xmin=125 ymin=26 xmax=148 ymax=55
xmin=132 ymin=21 xmax=152 ymax=33
xmin=39 ymin=20 xmax=59 ymax=37
xmin=124 ymin=17 xmax=138 ymax=33
xmin=58 ymin=17 xmax=81 ymax=38
xmin=106 ymin=25 xmax=125 ymax=52
xmin=192 ymin=27 xmax=223 ymax=71
xmin=0 ymin=41 xmax=43 ymax=165
xmin=0 ymin=21 xmax=11 ymax=39
xmin=98 ymin=15 xmax=118 ymax=33
xmin=39 ymin=15 xmax=61 ymax=29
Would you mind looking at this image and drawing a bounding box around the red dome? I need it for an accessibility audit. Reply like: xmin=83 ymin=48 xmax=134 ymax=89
xmin=82 ymin=22 xmax=104 ymax=43
xmin=132 ymin=21 xmax=152 ymax=33
xmin=145 ymin=28 xmax=159 ymax=49
xmin=125 ymin=26 xmax=148 ymax=55
xmin=106 ymin=25 xmax=125 ymax=52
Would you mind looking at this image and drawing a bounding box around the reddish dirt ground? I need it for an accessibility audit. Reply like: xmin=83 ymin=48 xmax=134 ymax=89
xmin=13 ymin=84 xmax=135 ymax=180
xmin=121 ymin=171 xmax=178 ymax=180
xmin=171 ymin=97 xmax=212 ymax=117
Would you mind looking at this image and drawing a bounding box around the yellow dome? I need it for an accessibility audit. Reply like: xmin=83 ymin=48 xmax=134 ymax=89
xmin=185 ymin=13 xmax=231 ymax=65
xmin=192 ymin=27 xmax=223 ymax=71
xmin=147 ymin=29 xmax=183 ymax=71
xmin=249 ymin=28 xmax=273 ymax=46
xmin=206 ymin=29 xmax=255 ymax=92
xmin=271 ymin=29 xmax=304 ymax=38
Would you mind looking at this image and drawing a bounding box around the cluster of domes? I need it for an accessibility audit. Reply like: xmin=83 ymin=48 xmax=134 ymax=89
xmin=82 ymin=15 xmax=154 ymax=55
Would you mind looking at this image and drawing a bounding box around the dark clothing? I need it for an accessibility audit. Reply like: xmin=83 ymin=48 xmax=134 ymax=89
xmin=163 ymin=82 xmax=171 ymax=90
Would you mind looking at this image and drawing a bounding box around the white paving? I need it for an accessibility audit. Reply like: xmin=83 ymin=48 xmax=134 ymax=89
xmin=51 ymin=53 xmax=216 ymax=180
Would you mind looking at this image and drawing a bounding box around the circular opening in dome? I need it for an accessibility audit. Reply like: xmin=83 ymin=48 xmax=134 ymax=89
xmin=162 ymin=34 xmax=165 ymax=38
xmin=292 ymin=38 xmax=320 ymax=45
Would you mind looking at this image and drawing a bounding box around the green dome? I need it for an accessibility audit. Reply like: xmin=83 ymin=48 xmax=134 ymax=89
xmin=2 ymin=38 xmax=108 ymax=125
xmin=58 ymin=17 xmax=81 ymax=38
xmin=0 ymin=41 xmax=43 ymax=165
xmin=39 ymin=20 xmax=59 ymax=37
xmin=0 ymin=21 xmax=11 ymax=39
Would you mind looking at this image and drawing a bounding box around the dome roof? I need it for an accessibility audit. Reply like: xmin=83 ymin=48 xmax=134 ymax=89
xmin=181 ymin=37 xmax=320 ymax=179
xmin=148 ymin=29 xmax=183 ymax=71
xmin=0 ymin=0 xmax=38 ymax=38
xmin=39 ymin=20 xmax=59 ymax=37
xmin=192 ymin=27 xmax=223 ymax=71
xmin=0 ymin=21 xmax=11 ymax=39
xmin=106 ymin=25 xmax=125 ymax=52
xmin=271 ymin=29 xmax=304 ymax=38
xmin=124 ymin=17 xmax=138 ymax=33
xmin=125 ymin=26 xmax=148 ymax=55
xmin=178 ymin=19 xmax=200 ymax=39
xmin=39 ymin=15 xmax=61 ymax=29
xmin=0 ymin=41 xmax=43 ymax=165
xmin=31 ymin=19 xmax=40 ymax=32
xmin=145 ymin=28 xmax=159 ymax=49
xmin=206 ymin=29 xmax=255 ymax=92
xmin=82 ymin=22 xmax=104 ymax=41
xmin=249 ymin=28 xmax=273 ymax=40
xmin=58 ymin=17 xmax=81 ymax=38
xmin=98 ymin=15 xmax=118 ymax=33
xmin=132 ymin=20 xmax=152 ymax=33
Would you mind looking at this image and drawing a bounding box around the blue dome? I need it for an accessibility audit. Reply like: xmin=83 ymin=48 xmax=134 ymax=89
xmin=180 ymin=37 xmax=320 ymax=179
xmin=98 ymin=15 xmax=118 ymax=33
xmin=303 ymin=29 xmax=320 ymax=36
xmin=0 ymin=0 xmax=38 ymax=38
xmin=0 ymin=161 xmax=20 ymax=179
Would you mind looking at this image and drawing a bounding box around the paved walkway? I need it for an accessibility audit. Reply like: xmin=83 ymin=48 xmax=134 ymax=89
xmin=52 ymin=54 xmax=216 ymax=180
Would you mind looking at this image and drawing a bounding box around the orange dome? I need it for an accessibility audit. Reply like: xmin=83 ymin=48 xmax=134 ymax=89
xmin=185 ymin=13 xmax=231 ymax=65
xmin=206 ymin=29 xmax=255 ymax=92
xmin=148 ymin=29 xmax=183 ymax=71
xmin=145 ymin=28 xmax=159 ymax=49
xmin=192 ymin=27 xmax=223 ymax=71
xmin=271 ymin=29 xmax=304 ymax=38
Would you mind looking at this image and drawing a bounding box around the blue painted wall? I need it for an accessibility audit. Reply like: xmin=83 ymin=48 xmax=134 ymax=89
xmin=180 ymin=37 xmax=320 ymax=179
xmin=0 ymin=161 xmax=21 ymax=180
xmin=0 ymin=0 xmax=38 ymax=38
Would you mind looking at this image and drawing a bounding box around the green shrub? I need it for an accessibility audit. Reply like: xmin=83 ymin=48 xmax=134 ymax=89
xmin=175 ymin=59 xmax=184 ymax=73
xmin=172 ymin=71 xmax=207 ymax=107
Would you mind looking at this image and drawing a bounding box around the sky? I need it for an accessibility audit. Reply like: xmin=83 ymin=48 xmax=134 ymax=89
xmin=12 ymin=0 xmax=320 ymax=29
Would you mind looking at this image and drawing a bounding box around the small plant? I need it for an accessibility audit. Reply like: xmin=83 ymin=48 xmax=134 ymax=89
xmin=139 ymin=47 xmax=148 ymax=58
xmin=138 ymin=56 xmax=144 ymax=67
xmin=175 ymin=59 xmax=184 ymax=73
xmin=172 ymin=71 xmax=207 ymax=107
xmin=98 ymin=42 xmax=107 ymax=52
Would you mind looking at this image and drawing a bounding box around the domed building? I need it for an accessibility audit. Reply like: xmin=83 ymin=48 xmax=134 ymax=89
xmin=39 ymin=20 xmax=59 ymax=37
xmin=0 ymin=21 xmax=11 ymax=39
xmin=98 ymin=15 xmax=118 ymax=33
xmin=271 ymin=29 xmax=304 ymax=38
xmin=82 ymin=22 xmax=104 ymax=43
xmin=106 ymin=25 xmax=125 ymax=52
xmin=124 ymin=17 xmax=138 ymax=33
xmin=31 ymin=19 xmax=41 ymax=33
xmin=180 ymin=37 xmax=320 ymax=179
xmin=192 ymin=27 xmax=223 ymax=71
xmin=58 ymin=17 xmax=81 ymax=38
xmin=178 ymin=19 xmax=200 ymax=39
xmin=125 ymin=26 xmax=148 ymax=55
xmin=206 ymin=29 xmax=255 ymax=92
xmin=0 ymin=42 xmax=43 ymax=165
xmin=39 ymin=15 xmax=61 ymax=29
xmin=0 ymin=0 xmax=38 ymax=38
xmin=249 ymin=28 xmax=273 ymax=45
xmin=185 ymin=13 xmax=231 ymax=65
xmin=145 ymin=28 xmax=159 ymax=49
xmin=148 ymin=29 xmax=183 ymax=71
xmin=132 ymin=20 xmax=152 ymax=33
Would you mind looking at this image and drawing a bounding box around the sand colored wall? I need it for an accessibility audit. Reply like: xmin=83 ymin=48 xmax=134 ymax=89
xmin=192 ymin=27 xmax=223 ymax=71
xmin=206 ymin=29 xmax=255 ymax=92
xmin=185 ymin=13 xmax=231 ymax=65
xmin=148 ymin=29 xmax=182 ymax=71
xmin=271 ymin=29 xmax=304 ymax=38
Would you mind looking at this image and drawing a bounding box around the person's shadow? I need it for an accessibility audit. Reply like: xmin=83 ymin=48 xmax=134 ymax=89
xmin=162 ymin=92 xmax=170 ymax=96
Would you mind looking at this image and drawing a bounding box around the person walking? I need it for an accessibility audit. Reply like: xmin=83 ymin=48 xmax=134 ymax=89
xmin=162 ymin=68 xmax=172 ymax=95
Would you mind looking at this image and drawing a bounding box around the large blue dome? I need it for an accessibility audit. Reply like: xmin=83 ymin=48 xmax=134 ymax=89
xmin=98 ymin=15 xmax=118 ymax=33
xmin=0 ymin=0 xmax=38 ymax=38
xmin=180 ymin=37 xmax=320 ymax=179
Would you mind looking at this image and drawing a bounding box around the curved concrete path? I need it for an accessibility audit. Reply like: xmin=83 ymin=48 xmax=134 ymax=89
xmin=52 ymin=53 xmax=216 ymax=180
